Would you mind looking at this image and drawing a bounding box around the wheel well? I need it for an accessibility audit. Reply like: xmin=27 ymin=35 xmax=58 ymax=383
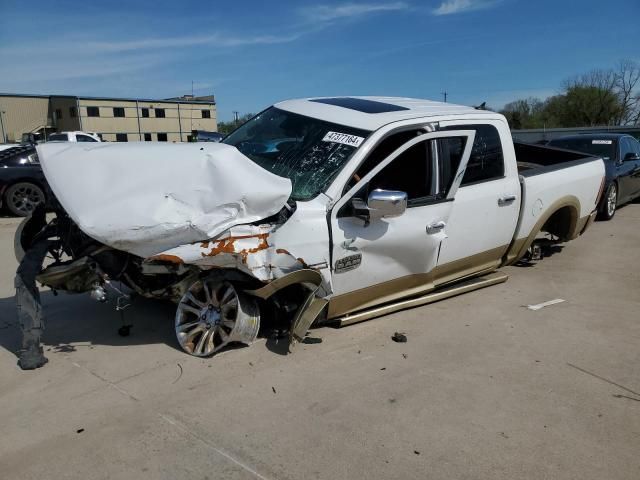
xmin=541 ymin=205 xmax=578 ymax=240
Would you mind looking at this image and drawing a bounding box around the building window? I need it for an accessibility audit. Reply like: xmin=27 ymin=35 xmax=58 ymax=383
xmin=113 ymin=107 xmax=125 ymax=118
xmin=144 ymin=133 xmax=152 ymax=141
xmin=155 ymin=108 xmax=166 ymax=118
xmin=70 ymin=107 xmax=77 ymax=118
xmin=87 ymin=106 xmax=100 ymax=117
xmin=116 ymin=133 xmax=128 ymax=142
xmin=141 ymin=108 xmax=149 ymax=118
xmin=202 ymin=110 xmax=211 ymax=119
xmin=157 ymin=133 xmax=168 ymax=142
xmin=55 ymin=108 xmax=63 ymax=120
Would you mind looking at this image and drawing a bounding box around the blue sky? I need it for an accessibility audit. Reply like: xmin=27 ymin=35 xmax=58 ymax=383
xmin=0 ymin=0 xmax=637 ymax=121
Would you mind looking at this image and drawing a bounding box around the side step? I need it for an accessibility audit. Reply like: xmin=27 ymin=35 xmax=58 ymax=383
xmin=337 ymin=271 xmax=509 ymax=327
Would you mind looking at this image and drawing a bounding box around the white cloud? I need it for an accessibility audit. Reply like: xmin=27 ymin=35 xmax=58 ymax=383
xmin=302 ymin=2 xmax=409 ymax=22
xmin=88 ymin=33 xmax=300 ymax=53
xmin=432 ymin=0 xmax=500 ymax=16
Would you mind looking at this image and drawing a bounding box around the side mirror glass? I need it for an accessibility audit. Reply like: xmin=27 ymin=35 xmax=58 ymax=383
xmin=623 ymin=152 xmax=640 ymax=162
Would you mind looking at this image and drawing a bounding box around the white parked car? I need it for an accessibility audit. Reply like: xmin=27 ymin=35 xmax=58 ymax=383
xmin=15 ymin=97 xmax=605 ymax=369
xmin=47 ymin=131 xmax=102 ymax=142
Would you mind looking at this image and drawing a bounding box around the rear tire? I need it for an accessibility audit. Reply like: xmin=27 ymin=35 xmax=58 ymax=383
xmin=597 ymin=183 xmax=617 ymax=221
xmin=4 ymin=182 xmax=45 ymax=217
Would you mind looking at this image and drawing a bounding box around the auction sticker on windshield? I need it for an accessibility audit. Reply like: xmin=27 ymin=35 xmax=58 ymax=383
xmin=322 ymin=131 xmax=365 ymax=148
xmin=592 ymin=140 xmax=613 ymax=144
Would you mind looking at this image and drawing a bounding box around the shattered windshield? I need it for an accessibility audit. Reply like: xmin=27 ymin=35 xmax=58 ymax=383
xmin=223 ymin=107 xmax=370 ymax=201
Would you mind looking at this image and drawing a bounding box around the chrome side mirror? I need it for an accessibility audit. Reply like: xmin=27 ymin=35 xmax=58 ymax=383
xmin=351 ymin=189 xmax=407 ymax=224
xmin=368 ymin=189 xmax=408 ymax=218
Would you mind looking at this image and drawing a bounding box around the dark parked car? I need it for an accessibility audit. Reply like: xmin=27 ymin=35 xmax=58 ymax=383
xmin=0 ymin=145 xmax=49 ymax=216
xmin=547 ymin=134 xmax=640 ymax=220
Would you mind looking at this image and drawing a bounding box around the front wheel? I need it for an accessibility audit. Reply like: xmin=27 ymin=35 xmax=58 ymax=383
xmin=4 ymin=182 xmax=45 ymax=217
xmin=175 ymin=280 xmax=260 ymax=357
xmin=598 ymin=183 xmax=617 ymax=221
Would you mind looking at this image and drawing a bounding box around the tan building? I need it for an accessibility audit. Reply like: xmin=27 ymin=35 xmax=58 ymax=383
xmin=0 ymin=93 xmax=217 ymax=143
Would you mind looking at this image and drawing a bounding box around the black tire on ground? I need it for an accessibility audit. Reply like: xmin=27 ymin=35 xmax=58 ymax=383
xmin=597 ymin=183 xmax=617 ymax=221
xmin=3 ymin=182 xmax=46 ymax=217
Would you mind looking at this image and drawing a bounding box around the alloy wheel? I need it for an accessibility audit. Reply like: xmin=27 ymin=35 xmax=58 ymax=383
xmin=7 ymin=183 xmax=44 ymax=216
xmin=607 ymin=184 xmax=617 ymax=218
xmin=175 ymin=280 xmax=260 ymax=357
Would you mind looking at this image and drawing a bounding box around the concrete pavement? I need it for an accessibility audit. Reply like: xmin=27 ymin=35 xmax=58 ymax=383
xmin=0 ymin=205 xmax=639 ymax=479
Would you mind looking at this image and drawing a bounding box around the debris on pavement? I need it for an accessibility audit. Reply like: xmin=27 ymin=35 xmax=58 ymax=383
xmin=302 ymin=337 xmax=323 ymax=344
xmin=524 ymin=298 xmax=565 ymax=311
xmin=272 ymin=386 xmax=277 ymax=394
xmin=392 ymin=332 xmax=407 ymax=343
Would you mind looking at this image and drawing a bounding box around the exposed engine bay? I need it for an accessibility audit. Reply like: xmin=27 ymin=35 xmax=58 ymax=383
xmin=14 ymin=141 xmax=333 ymax=369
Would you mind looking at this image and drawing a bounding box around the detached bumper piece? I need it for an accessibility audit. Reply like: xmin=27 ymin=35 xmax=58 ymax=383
xmin=15 ymin=240 xmax=50 ymax=370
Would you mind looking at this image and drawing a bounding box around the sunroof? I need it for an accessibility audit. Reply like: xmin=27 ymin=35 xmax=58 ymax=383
xmin=310 ymin=97 xmax=409 ymax=113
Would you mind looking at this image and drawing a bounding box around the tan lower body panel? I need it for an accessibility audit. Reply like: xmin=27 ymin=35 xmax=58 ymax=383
xmin=328 ymin=245 xmax=508 ymax=319
xmin=337 ymin=271 xmax=509 ymax=327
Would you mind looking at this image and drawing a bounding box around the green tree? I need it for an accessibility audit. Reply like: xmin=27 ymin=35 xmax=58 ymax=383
xmin=500 ymin=97 xmax=545 ymax=129
xmin=217 ymin=113 xmax=255 ymax=135
xmin=558 ymin=85 xmax=621 ymax=126
xmin=500 ymin=60 xmax=640 ymax=128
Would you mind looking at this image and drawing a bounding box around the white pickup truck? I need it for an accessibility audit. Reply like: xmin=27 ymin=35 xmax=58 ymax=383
xmin=15 ymin=97 xmax=604 ymax=368
xmin=47 ymin=131 xmax=102 ymax=142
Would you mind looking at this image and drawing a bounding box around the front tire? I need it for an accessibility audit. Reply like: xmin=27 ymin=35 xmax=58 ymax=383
xmin=598 ymin=183 xmax=617 ymax=221
xmin=4 ymin=182 xmax=45 ymax=217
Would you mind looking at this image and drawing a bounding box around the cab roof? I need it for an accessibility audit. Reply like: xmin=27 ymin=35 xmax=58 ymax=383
xmin=275 ymin=96 xmax=503 ymax=131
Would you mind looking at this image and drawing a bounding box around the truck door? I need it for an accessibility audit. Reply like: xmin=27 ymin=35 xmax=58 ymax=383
xmin=435 ymin=122 xmax=521 ymax=283
xmin=328 ymin=130 xmax=475 ymax=318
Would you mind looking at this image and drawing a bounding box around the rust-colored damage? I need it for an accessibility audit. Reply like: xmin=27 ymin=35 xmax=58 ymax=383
xmin=149 ymin=254 xmax=184 ymax=264
xmin=201 ymin=233 xmax=270 ymax=264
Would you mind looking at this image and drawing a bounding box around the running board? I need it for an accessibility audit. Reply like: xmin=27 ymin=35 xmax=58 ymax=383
xmin=337 ymin=271 xmax=509 ymax=327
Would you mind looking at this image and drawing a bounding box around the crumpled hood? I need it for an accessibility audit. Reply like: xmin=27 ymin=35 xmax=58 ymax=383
xmin=37 ymin=142 xmax=292 ymax=258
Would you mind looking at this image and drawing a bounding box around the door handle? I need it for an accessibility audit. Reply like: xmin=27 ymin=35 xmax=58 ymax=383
xmin=498 ymin=194 xmax=517 ymax=206
xmin=426 ymin=221 xmax=446 ymax=234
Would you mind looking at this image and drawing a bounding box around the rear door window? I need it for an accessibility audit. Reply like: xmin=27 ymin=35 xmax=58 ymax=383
xmin=441 ymin=124 xmax=504 ymax=185
xmin=48 ymin=134 xmax=68 ymax=141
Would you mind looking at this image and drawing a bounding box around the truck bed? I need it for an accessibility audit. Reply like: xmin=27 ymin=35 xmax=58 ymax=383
xmin=505 ymin=141 xmax=605 ymax=264
xmin=514 ymin=141 xmax=599 ymax=175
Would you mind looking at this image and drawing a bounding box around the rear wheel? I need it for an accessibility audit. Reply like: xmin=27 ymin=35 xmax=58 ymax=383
xmin=4 ymin=182 xmax=45 ymax=217
xmin=598 ymin=183 xmax=617 ymax=221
